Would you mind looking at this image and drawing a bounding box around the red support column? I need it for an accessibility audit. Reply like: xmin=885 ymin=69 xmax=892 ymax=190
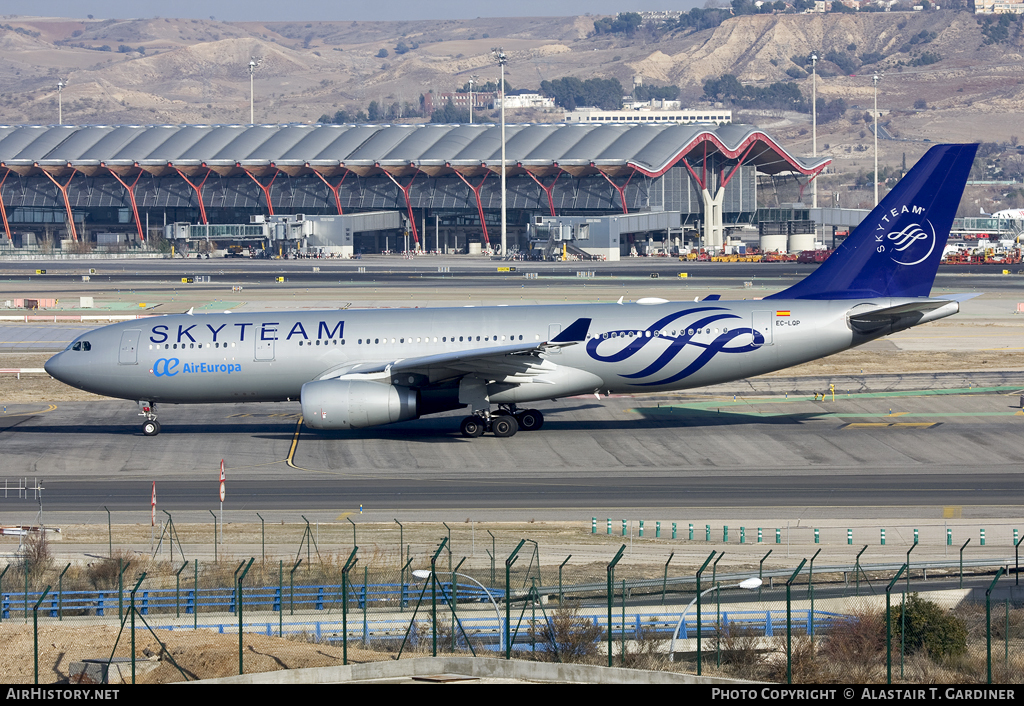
xmin=310 ymin=169 xmax=348 ymax=215
xmin=593 ymin=167 xmax=637 ymax=215
xmin=103 ymin=165 xmax=145 ymax=242
xmin=240 ymin=165 xmax=280 ymax=216
xmin=451 ymin=170 xmax=491 ymax=246
xmin=380 ymin=170 xmax=421 ymax=247
xmin=524 ymin=170 xmax=563 ymax=217
xmin=39 ymin=168 xmax=80 ymax=241
xmin=720 ymin=142 xmax=758 ymax=190
xmin=0 ymin=171 xmax=12 ymax=241
xmin=170 ymin=165 xmax=211 ymax=225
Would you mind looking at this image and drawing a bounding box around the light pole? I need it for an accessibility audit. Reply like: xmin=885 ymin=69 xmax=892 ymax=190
xmin=810 ymin=53 xmax=817 ymax=209
xmin=668 ymin=577 xmax=761 ymax=662
xmin=872 ymin=73 xmax=881 ymax=206
xmin=493 ymin=48 xmax=507 ymax=257
xmin=248 ymin=57 xmax=262 ymax=125
xmin=413 ymin=569 xmax=504 ymax=652
xmin=468 ymin=75 xmax=478 ymax=125
xmin=57 ymin=80 xmax=66 ymax=125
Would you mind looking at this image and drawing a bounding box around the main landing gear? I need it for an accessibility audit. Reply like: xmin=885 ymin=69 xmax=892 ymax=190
xmin=460 ymin=405 xmax=544 ymax=439
xmin=139 ymin=401 xmax=161 ymax=436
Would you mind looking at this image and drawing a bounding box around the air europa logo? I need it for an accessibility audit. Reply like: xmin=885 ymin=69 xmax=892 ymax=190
xmin=152 ymin=358 xmax=242 ymax=377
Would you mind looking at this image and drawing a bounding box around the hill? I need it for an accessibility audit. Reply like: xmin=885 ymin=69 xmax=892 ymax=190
xmin=0 ymin=11 xmax=1022 ymax=211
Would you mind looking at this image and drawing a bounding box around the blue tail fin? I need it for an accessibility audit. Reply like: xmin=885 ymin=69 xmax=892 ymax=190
xmin=767 ymin=143 xmax=977 ymax=300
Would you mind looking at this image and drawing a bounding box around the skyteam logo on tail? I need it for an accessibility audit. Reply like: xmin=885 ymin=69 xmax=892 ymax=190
xmin=875 ymin=204 xmax=934 ymax=266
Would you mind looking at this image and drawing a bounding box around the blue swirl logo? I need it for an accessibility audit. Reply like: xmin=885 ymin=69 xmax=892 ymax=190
xmin=585 ymin=307 xmax=764 ymax=386
xmin=152 ymin=358 xmax=180 ymax=377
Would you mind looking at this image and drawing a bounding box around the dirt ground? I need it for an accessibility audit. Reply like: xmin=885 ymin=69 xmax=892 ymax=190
xmin=0 ymin=622 xmax=398 ymax=684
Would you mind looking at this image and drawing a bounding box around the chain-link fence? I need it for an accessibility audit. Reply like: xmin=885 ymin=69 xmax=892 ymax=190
xmin=1 ymin=528 xmax=1021 ymax=684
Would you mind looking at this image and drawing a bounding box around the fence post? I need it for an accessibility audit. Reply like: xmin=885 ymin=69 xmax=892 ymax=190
xmin=606 ymin=544 xmax=626 ymax=668
xmin=506 ymin=539 xmax=526 ymax=661
xmin=886 ymin=564 xmax=908 ymax=685
xmin=661 ymin=552 xmax=674 ymax=606
xmin=960 ymin=539 xmax=971 ymax=589
xmin=855 ymin=545 xmax=868 ymax=596
xmin=174 ymin=561 xmax=188 ymax=619
xmin=237 ymin=558 xmax=254 ymax=675
xmin=129 ymin=573 xmax=146 ymax=684
xmin=559 ymin=555 xmax=572 ymax=605
xmin=695 ymin=550 xmax=717 ymax=676
xmin=986 ymin=567 xmax=1005 ymax=684
xmin=32 ymin=585 xmax=51 ymax=684
xmin=57 ymin=563 xmax=70 ymax=621
xmin=759 ymin=550 xmax=772 ymax=600
xmin=341 ymin=547 xmax=359 ymax=666
xmin=785 ymin=559 xmax=808 ymax=685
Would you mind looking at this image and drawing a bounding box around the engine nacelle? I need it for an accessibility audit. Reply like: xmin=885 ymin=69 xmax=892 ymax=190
xmin=301 ymin=379 xmax=418 ymax=430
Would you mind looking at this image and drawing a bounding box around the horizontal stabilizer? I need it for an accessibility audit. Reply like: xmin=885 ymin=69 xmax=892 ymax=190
xmin=848 ymin=299 xmax=958 ymax=335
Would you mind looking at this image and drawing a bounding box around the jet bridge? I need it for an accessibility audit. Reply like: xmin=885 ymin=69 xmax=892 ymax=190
xmin=527 ymin=212 xmax=682 ymax=261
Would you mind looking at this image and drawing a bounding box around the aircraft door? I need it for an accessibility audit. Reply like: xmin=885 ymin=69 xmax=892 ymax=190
xmin=255 ymin=336 xmax=275 ymax=361
xmin=118 ymin=329 xmax=141 ymax=365
xmin=751 ymin=311 xmax=773 ymax=347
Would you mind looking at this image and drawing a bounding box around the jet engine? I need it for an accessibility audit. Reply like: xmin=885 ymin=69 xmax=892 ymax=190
xmin=301 ymin=379 xmax=418 ymax=430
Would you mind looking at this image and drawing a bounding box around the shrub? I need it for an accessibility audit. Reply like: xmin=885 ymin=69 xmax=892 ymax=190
xmin=888 ymin=594 xmax=967 ymax=659
xmin=530 ymin=602 xmax=604 ymax=662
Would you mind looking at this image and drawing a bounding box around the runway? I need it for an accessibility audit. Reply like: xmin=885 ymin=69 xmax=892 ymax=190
xmin=1 ymin=376 xmax=1021 ymax=518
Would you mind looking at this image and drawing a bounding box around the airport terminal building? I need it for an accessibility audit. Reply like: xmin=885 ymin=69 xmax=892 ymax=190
xmin=0 ymin=122 xmax=828 ymax=259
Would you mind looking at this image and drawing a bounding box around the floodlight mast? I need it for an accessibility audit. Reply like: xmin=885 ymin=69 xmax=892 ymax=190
xmin=493 ymin=48 xmax=507 ymax=257
xmin=248 ymin=57 xmax=262 ymax=125
xmin=469 ymin=75 xmax=478 ymax=125
xmin=57 ymin=81 xmax=66 ymax=125
xmin=873 ymin=73 xmax=881 ymax=206
xmin=810 ymin=52 xmax=817 ymax=209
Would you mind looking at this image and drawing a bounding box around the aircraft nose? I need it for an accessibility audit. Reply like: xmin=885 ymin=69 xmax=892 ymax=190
xmin=44 ymin=352 xmax=65 ymax=381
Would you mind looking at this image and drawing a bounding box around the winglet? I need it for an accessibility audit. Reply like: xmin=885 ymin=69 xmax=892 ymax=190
xmin=551 ymin=318 xmax=591 ymax=343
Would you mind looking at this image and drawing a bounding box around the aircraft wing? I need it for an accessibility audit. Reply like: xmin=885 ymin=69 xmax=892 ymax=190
xmin=316 ymin=318 xmax=591 ymax=385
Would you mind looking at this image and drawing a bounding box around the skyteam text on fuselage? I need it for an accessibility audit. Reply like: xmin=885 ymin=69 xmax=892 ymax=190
xmin=45 ymin=144 xmax=978 ymax=438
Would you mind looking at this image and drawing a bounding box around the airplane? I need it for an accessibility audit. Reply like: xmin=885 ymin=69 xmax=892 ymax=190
xmin=45 ymin=143 xmax=977 ymax=439
xmin=980 ymin=207 xmax=1024 ymax=220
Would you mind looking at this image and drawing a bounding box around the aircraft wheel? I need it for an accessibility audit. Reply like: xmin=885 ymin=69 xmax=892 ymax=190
xmin=491 ymin=415 xmax=519 ymax=438
xmin=516 ymin=409 xmax=544 ymax=431
xmin=460 ymin=415 xmax=486 ymax=438
xmin=142 ymin=420 xmax=161 ymax=436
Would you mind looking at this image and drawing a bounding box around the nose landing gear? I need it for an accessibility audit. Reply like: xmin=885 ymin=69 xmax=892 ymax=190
xmin=138 ymin=401 xmax=161 ymax=436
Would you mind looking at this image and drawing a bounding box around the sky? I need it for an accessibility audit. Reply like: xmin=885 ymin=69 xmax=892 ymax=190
xmin=8 ymin=1 xmax=705 ymax=22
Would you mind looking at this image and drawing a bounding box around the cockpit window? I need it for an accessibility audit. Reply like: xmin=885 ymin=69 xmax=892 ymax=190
xmin=71 ymin=342 xmax=81 ymax=351
xmin=70 ymin=341 xmax=91 ymax=352
xmin=82 ymin=341 xmax=91 ymax=351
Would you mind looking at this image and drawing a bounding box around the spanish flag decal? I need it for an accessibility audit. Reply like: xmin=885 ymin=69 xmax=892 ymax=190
xmin=776 ymin=310 xmax=791 ymax=317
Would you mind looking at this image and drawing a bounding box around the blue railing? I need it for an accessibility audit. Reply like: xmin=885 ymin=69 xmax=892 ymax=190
xmin=1 ymin=581 xmax=502 ymax=619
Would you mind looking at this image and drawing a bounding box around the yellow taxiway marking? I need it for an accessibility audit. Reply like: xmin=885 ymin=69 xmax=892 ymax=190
xmin=1 ymin=404 xmax=57 ymax=417
xmin=842 ymin=422 xmax=941 ymax=429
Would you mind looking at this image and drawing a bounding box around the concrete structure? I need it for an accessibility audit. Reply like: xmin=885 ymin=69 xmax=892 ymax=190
xmin=0 ymin=122 xmax=826 ymax=256
xmin=201 ymin=656 xmax=748 ymax=684
xmin=501 ymin=93 xmax=556 ymax=110
xmin=422 ymin=92 xmax=496 ymax=115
